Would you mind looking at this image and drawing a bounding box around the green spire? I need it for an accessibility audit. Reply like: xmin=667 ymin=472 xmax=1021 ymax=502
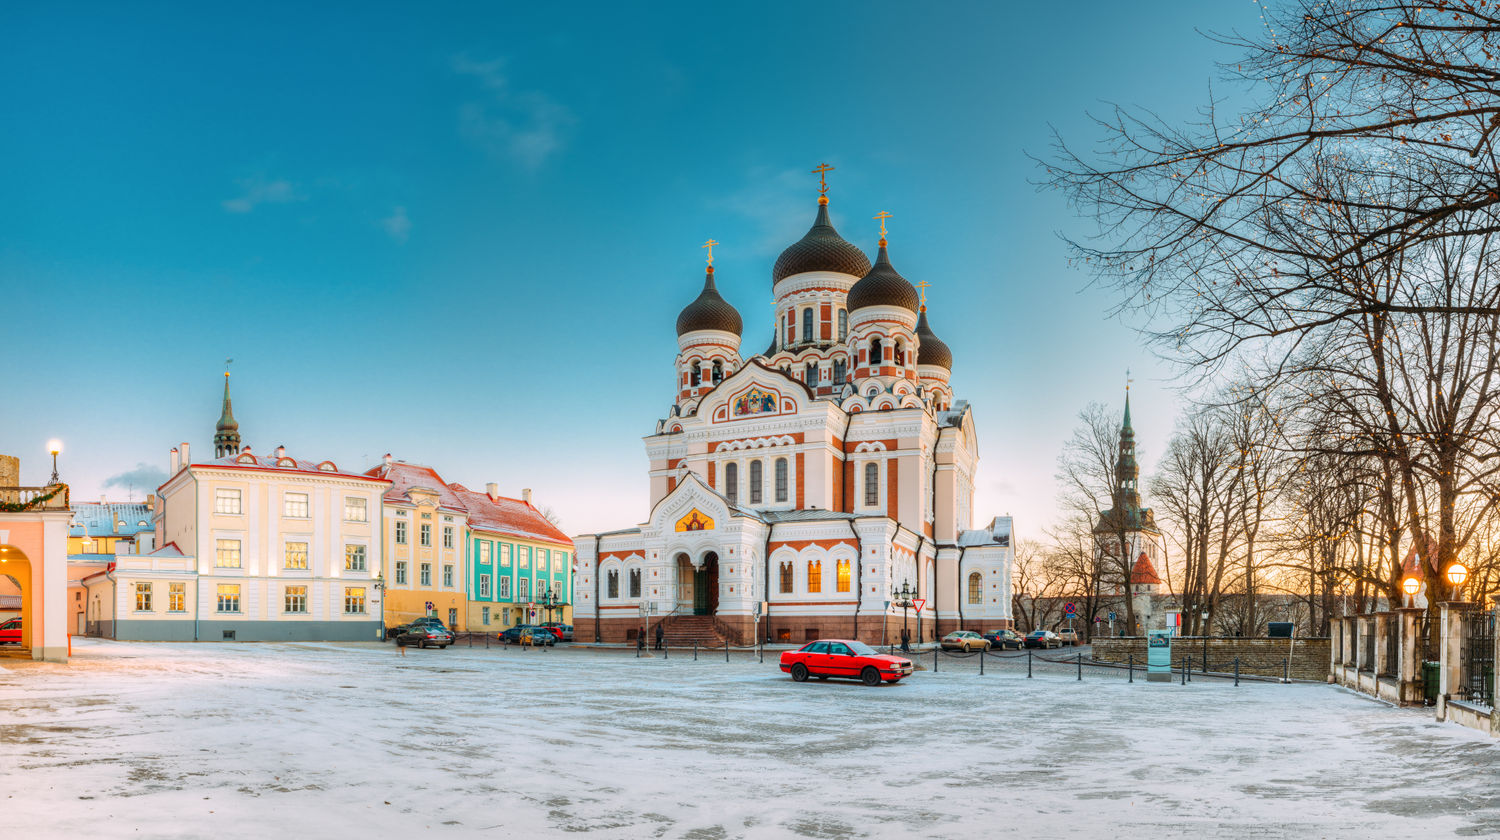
xmin=214 ymin=371 xmax=242 ymax=457
xmin=1122 ymin=389 xmax=1133 ymax=433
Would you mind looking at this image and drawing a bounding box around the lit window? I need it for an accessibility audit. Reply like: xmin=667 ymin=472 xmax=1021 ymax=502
xmin=345 ymin=544 xmax=366 ymax=572
xmin=215 ymin=539 xmax=241 ymax=568
xmin=134 ymin=582 xmax=152 ymax=611
xmin=479 ymin=574 xmax=492 ymax=598
xmin=775 ymin=458 xmax=788 ymax=503
xmin=968 ymin=572 xmax=982 ymax=605
xmin=285 ymin=585 xmax=308 ymax=613
xmin=395 ymin=561 xmax=408 ymax=585
xmin=214 ymin=488 xmax=242 ymax=515
xmin=395 ymin=521 xmax=407 ymax=545
xmin=808 ymin=560 xmax=822 ymax=593
xmin=498 ymin=576 xmax=511 ymax=599
xmin=284 ymin=493 xmax=309 ymax=518
xmin=478 ymin=542 xmax=491 ymax=564
xmin=344 ymin=497 xmax=367 ymax=522
xmin=443 ymin=526 xmax=454 ymax=549
xmin=501 ymin=544 xmax=512 ymax=566
xmin=216 ymin=584 xmax=241 ymax=613
xmin=837 ymin=559 xmax=851 ymax=593
xmin=285 ymin=542 xmax=309 ymax=570
xmin=420 ymin=563 xmax=432 ymax=586
xmin=168 ymin=582 xmax=185 ymax=612
xmin=344 ymin=587 xmax=366 ymax=614
xmin=443 ymin=564 xmax=454 ymax=588
xmin=520 ymin=547 xmax=530 ymax=569
xmin=864 ymin=462 xmax=879 ymax=507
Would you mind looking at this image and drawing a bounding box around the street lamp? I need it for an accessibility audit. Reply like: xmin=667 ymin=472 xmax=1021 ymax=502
xmin=1402 ymin=576 xmax=1421 ymax=609
xmin=1446 ymin=562 xmax=1469 ymax=601
xmin=372 ymin=572 xmax=386 ymax=641
xmin=1200 ymin=608 xmax=1210 ymax=671
xmin=892 ymin=579 xmax=916 ymax=653
xmin=47 ymin=439 xmax=62 ymax=485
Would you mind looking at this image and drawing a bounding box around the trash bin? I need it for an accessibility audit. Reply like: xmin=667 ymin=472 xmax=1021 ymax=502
xmin=1267 ymin=622 xmax=1294 ymax=638
xmin=1423 ymin=661 xmax=1441 ymax=705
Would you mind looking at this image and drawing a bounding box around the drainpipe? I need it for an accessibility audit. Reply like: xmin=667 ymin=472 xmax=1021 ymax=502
xmin=914 ymin=534 xmax=927 ymax=643
xmin=955 ymin=546 xmax=968 ymax=632
xmin=762 ymin=522 xmax=775 ymax=642
xmin=846 ymin=519 xmax=864 ymax=641
xmin=592 ymin=535 xmax=602 ymax=643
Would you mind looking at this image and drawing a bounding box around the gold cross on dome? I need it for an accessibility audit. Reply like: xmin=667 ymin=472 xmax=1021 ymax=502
xmin=812 ymin=163 xmax=834 ymax=195
xmin=916 ymin=279 xmax=930 ymax=306
xmin=703 ymin=239 xmax=718 ymax=266
xmin=873 ymin=211 xmax=892 ymax=239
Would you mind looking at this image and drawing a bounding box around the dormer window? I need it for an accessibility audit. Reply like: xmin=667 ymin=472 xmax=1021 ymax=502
xmin=276 ymin=457 xmax=297 ymax=468
xmin=235 ymin=453 xmax=256 ymax=465
xmin=316 ymin=461 xmax=338 ymax=472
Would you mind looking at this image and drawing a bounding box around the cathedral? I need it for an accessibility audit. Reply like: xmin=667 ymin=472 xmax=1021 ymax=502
xmin=572 ymin=170 xmax=1014 ymax=645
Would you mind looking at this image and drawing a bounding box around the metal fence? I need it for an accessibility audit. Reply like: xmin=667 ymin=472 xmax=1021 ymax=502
xmin=1360 ymin=621 xmax=1376 ymax=672
xmin=1381 ymin=615 xmax=1398 ymax=678
xmin=1460 ymin=609 xmax=1495 ymax=708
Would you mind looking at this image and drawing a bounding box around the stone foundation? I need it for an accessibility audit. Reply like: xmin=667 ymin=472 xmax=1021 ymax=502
xmin=1093 ymin=637 xmax=1331 ymax=681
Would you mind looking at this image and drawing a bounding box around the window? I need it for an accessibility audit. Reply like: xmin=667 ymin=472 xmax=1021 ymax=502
xmin=443 ymin=565 xmax=454 ymax=587
xmin=968 ymin=572 xmax=982 ymax=605
xmin=607 ymin=570 xmax=619 ymax=599
xmin=894 ymin=339 xmax=905 ymax=366
xmin=557 ymin=552 xmax=568 ymax=569
xmin=395 ymin=561 xmax=408 ymax=585
xmin=539 ymin=549 xmax=549 ymax=569
xmin=750 ymin=460 xmax=763 ymax=504
xmin=479 ymin=574 xmax=491 ymax=598
xmin=482 ymin=607 xmax=490 ymax=625
xmin=344 ymin=587 xmax=366 ymax=614
xmin=420 ymin=523 xmax=431 ymax=547
xmin=520 ymin=547 xmax=530 ymax=569
xmin=395 ymin=521 xmax=408 ymax=545
xmin=725 ymin=462 xmax=738 ymax=505
xmin=345 ymin=544 xmax=366 ymax=572
xmin=833 ymin=359 xmax=846 ymax=383
xmin=712 ymin=359 xmax=723 ymax=384
xmin=805 ymin=362 xmax=817 ymax=383
xmin=498 ymin=576 xmax=511 ymax=599
xmin=443 ymin=526 xmax=454 ymax=549
xmin=775 ymin=458 xmax=788 ymax=503
xmin=500 ymin=544 xmax=511 ymax=566
xmin=285 ymin=542 xmax=309 ymax=570
xmin=284 ymin=493 xmax=309 ymax=518
xmin=869 ymin=337 xmax=883 ymax=365
xmin=691 ymin=364 xmax=701 ymax=387
xmin=538 ymin=580 xmax=549 ymax=598
xmin=285 ymin=585 xmax=308 ymax=613
xmin=802 ymin=307 xmax=813 ymax=342
xmin=420 ymin=563 xmax=432 ymax=586
xmin=837 ymin=559 xmax=851 ymax=593
xmin=864 ymin=462 xmax=879 ymax=507
xmin=838 ymin=309 xmax=847 ymax=342
xmin=478 ymin=542 xmax=491 ymax=564
xmin=216 ymin=584 xmax=241 ymax=613
xmin=214 ymin=488 xmax=241 ymax=515
xmin=344 ymin=496 xmax=367 ymax=522
xmin=808 ymin=560 xmax=822 ymax=593
xmin=780 ymin=562 xmax=793 ymax=594
xmin=518 ymin=577 xmax=530 ymax=601
xmin=629 ymin=568 xmax=642 ymax=598
xmin=215 ymin=539 xmax=241 ymax=568
xmin=134 ymin=582 xmax=152 ymax=611
xmin=168 ymin=582 xmax=186 ymax=612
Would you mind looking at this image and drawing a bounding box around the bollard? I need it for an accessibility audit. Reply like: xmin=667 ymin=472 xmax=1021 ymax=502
xmin=1282 ymin=657 xmax=1289 ymax=683
xmin=1128 ymin=653 xmax=1134 ymax=683
xmin=1180 ymin=658 xmax=1186 ymax=685
xmin=485 ymin=633 xmax=489 ymax=650
xmin=980 ymin=648 xmax=985 ymax=675
xmin=694 ymin=640 xmax=698 ymax=661
xmin=1077 ymin=652 xmax=1082 ymax=680
xmin=663 ymin=642 xmax=669 ymax=660
xmin=1234 ymin=657 xmax=1240 ymax=687
xmin=1186 ymin=656 xmax=1192 ymax=683
xmin=758 ymin=641 xmax=763 ymax=664
xmin=934 ymin=647 xmax=939 ymax=673
xmin=1027 ymin=648 xmax=1033 ymax=678
xmin=725 ymin=640 xmax=730 ymax=663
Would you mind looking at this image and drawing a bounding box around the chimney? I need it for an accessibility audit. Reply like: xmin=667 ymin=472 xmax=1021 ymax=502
xmin=383 ymin=453 xmax=393 ymax=465
xmin=180 ymin=442 xmax=190 ymax=465
xmin=275 ymin=445 xmax=286 ymax=459
xmin=522 ymin=488 xmax=532 ymax=504
xmin=170 ymin=448 xmax=180 ymax=474
xmin=146 ymin=494 xmax=155 ymax=511
xmin=485 ymin=482 xmax=498 ymax=499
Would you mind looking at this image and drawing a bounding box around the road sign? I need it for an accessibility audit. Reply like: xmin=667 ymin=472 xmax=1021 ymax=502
xmin=1064 ymin=602 xmax=1077 ymax=616
xmin=425 ymin=601 xmax=434 ymax=610
xmin=1108 ymin=611 xmax=1116 ymax=622
xmin=912 ymin=598 xmax=927 ymax=613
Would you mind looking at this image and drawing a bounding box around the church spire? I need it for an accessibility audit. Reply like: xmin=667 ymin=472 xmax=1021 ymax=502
xmin=214 ymin=368 xmax=242 ymax=458
xmin=1114 ymin=385 xmax=1140 ymax=518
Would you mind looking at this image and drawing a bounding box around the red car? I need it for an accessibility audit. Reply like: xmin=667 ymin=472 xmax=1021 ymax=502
xmin=0 ymin=617 xmax=20 ymax=645
xmin=779 ymin=639 xmax=914 ymax=686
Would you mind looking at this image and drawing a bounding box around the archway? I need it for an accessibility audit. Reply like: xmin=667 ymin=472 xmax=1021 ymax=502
xmin=0 ymin=545 xmax=34 ymax=658
xmin=695 ymin=551 xmax=719 ymax=616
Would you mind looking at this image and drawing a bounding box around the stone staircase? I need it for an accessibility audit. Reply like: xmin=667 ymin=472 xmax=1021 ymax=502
xmin=659 ymin=615 xmax=728 ymax=647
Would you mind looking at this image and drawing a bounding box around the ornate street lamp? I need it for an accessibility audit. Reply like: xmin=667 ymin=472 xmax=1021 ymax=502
xmin=1402 ymin=576 xmax=1421 ymax=609
xmin=1446 ymin=562 xmax=1469 ymax=601
xmin=892 ymin=579 xmax=916 ymax=653
xmin=47 ymin=439 xmax=62 ymax=485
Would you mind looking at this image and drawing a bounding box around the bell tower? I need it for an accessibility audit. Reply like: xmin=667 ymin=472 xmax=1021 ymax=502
xmin=214 ymin=368 xmax=242 ymax=458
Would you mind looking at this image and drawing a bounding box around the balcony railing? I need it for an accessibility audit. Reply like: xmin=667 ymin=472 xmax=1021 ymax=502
xmin=0 ymin=484 xmax=70 ymax=511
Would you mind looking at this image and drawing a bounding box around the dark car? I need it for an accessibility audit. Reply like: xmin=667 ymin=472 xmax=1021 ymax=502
xmin=1024 ymin=630 xmax=1061 ymax=649
xmin=982 ymin=628 xmax=1024 ymax=650
xmin=498 ymin=624 xmax=556 ymax=645
xmin=396 ymin=619 xmax=454 ymax=649
xmin=541 ymin=622 xmax=574 ymax=642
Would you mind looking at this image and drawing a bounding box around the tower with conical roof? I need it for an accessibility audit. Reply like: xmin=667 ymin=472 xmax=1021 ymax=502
xmin=214 ymin=370 xmax=242 ymax=458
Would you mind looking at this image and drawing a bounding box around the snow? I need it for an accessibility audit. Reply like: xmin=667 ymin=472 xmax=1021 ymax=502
xmin=4 ymin=639 xmax=1499 ymax=838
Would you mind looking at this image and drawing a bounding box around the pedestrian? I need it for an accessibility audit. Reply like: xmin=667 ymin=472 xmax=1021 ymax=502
xmin=900 ymin=626 xmax=911 ymax=653
xmin=654 ymin=621 xmax=664 ymax=651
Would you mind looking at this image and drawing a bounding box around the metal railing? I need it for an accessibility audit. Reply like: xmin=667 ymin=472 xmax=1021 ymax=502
xmin=1460 ymin=608 xmax=1495 ymax=708
xmin=1381 ymin=615 xmax=1398 ymax=678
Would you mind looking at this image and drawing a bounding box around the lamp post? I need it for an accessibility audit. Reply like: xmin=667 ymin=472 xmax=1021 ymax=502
xmin=1200 ymin=608 xmax=1210 ymax=671
xmin=372 ymin=572 xmax=386 ymax=641
xmin=892 ymin=579 xmax=916 ymax=653
xmin=47 ymin=439 xmax=62 ymax=485
xmin=1402 ymin=576 xmax=1421 ymax=609
xmin=1446 ymin=562 xmax=1469 ymax=601
xmin=540 ymin=589 xmax=560 ymax=625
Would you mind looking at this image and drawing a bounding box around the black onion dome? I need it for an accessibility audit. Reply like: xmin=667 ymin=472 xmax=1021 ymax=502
xmin=847 ymin=242 xmax=920 ymax=314
xmin=771 ymin=201 xmax=872 ymax=284
xmin=915 ymin=308 xmax=953 ymax=369
xmin=676 ymin=267 xmax=743 ymax=336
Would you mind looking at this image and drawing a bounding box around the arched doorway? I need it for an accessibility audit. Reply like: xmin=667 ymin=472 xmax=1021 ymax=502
xmin=0 ymin=545 xmax=33 ymax=656
xmin=695 ymin=552 xmax=719 ymax=616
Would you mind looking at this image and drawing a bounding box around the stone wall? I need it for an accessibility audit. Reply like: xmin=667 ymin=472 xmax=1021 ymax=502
xmin=0 ymin=454 xmax=19 ymax=487
xmin=1093 ymin=637 xmax=1331 ymax=680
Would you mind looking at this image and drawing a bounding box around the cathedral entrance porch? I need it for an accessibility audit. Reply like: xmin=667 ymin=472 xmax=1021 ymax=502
xmin=675 ymin=551 xmax=720 ymax=617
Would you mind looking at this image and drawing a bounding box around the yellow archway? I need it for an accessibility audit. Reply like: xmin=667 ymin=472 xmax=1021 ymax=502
xmin=0 ymin=544 xmax=34 ymax=655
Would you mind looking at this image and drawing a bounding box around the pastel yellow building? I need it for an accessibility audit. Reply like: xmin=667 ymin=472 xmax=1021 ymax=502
xmin=365 ymin=458 xmax=468 ymax=631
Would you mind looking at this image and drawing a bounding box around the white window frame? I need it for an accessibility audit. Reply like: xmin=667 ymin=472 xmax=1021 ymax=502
xmin=420 ymin=523 xmax=431 ymax=547
xmin=343 ymin=587 xmax=367 ymax=614
xmin=284 ymin=585 xmax=308 ymax=614
xmin=168 ymin=582 xmax=186 ymax=612
xmin=395 ymin=561 xmax=408 ymax=585
xmin=284 ymin=492 xmax=309 ymax=519
xmin=285 ymin=541 xmax=309 ymax=570
xmin=498 ymin=575 xmax=511 ymax=600
xmin=345 ymin=544 xmax=367 ymax=572
xmin=420 ymin=562 xmax=432 ymax=586
xmin=344 ymin=496 xmax=368 ymax=522
xmin=134 ymin=582 xmax=152 ymax=612
xmin=215 ymin=538 xmax=242 ymax=568
xmin=443 ymin=564 xmax=454 ymax=588
xmin=443 ymin=526 xmax=454 ymax=549
xmin=395 ymin=520 xmax=408 ymax=545
xmin=214 ymin=488 xmax=242 ymax=515
xmin=479 ymin=573 xmax=492 ymax=598
xmin=216 ymin=584 xmax=241 ymax=613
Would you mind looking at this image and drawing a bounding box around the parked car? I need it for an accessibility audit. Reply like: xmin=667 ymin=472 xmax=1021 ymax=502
xmin=1024 ymin=630 xmax=1061 ymax=649
xmin=982 ymin=628 xmax=1025 ymax=650
xmin=780 ymin=639 xmax=914 ymax=686
xmin=940 ymin=631 xmax=991 ymax=652
xmin=498 ymin=625 xmax=557 ymax=645
xmin=541 ymin=623 xmax=574 ymax=642
xmin=1055 ymin=627 xmax=1081 ymax=647
xmin=396 ymin=619 xmax=454 ymax=649
xmin=0 ymin=617 xmax=19 ymax=645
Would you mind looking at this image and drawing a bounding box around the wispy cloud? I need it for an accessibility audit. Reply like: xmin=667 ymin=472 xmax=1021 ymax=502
xmin=452 ymin=54 xmax=575 ymax=170
xmin=222 ymin=176 xmax=304 ymax=213
xmin=709 ymin=166 xmax=823 ymax=257
xmin=103 ymin=463 xmax=168 ymax=496
xmin=381 ymin=206 xmax=410 ymax=243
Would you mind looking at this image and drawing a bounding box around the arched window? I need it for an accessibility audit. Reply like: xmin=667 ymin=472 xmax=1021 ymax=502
xmin=869 ymin=337 xmax=883 ymax=366
xmin=749 ymin=460 xmax=763 ymax=504
xmin=807 ymin=560 xmax=822 ymax=593
xmin=607 ymin=569 xmax=619 ymax=599
xmin=802 ymin=307 xmax=813 ymax=343
xmin=833 ymin=359 xmax=846 ymax=383
xmin=725 ymin=462 xmax=739 ymax=505
xmin=779 ymin=561 xmax=793 ymax=594
xmin=837 ymin=309 xmax=847 ymax=342
xmin=894 ymin=340 xmax=905 ymax=366
xmin=864 ymin=462 xmax=879 ymax=507
xmin=629 ymin=568 xmax=642 ymax=598
xmin=774 ymin=458 xmax=788 ymax=503
xmin=690 ymin=365 xmax=700 ymax=387
xmin=836 ymin=559 xmax=851 ymax=593
xmin=712 ymin=359 xmax=723 ymax=384
xmin=968 ymin=572 xmax=982 ymax=605
xmin=805 ymin=362 xmax=818 ymax=382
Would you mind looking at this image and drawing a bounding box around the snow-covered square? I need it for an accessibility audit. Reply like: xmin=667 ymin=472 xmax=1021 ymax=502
xmin=5 ymin=640 xmax=1499 ymax=839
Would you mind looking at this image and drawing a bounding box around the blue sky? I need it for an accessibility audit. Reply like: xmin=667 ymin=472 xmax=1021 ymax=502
xmin=1 ymin=1 xmax=1260 ymax=537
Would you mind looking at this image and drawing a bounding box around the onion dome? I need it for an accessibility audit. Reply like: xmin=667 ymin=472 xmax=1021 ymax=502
xmin=772 ymin=200 xmax=871 ymax=284
xmin=676 ymin=266 xmax=743 ymax=336
xmin=847 ymin=241 xmax=920 ymax=314
xmin=915 ymin=307 xmax=952 ymax=369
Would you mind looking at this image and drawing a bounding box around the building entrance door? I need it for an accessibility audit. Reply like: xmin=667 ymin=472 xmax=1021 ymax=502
xmin=693 ymin=553 xmax=719 ymax=616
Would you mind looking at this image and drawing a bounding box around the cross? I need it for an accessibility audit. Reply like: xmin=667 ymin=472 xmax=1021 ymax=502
xmin=703 ymin=239 xmax=718 ymax=267
xmin=873 ymin=211 xmax=892 ymax=239
xmin=812 ymin=163 xmax=834 ymax=195
xmin=916 ymin=279 xmax=930 ymax=306
xmin=225 ymin=357 xmax=233 ymax=378
xmin=1126 ymin=367 xmax=1133 ymax=391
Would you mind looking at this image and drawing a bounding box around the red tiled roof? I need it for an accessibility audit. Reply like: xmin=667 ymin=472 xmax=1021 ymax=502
xmin=448 ymin=485 xmax=571 ymax=547
xmin=1131 ymin=553 xmax=1161 ymax=585
xmin=197 ymin=451 xmax=387 ymax=483
xmin=364 ymin=461 xmax=467 ymax=511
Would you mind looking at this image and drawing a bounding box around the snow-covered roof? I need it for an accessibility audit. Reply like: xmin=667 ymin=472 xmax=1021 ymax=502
xmin=762 ymin=509 xmax=861 ymax=523
xmin=196 ymin=450 xmax=387 ymax=483
xmin=449 ymin=485 xmax=571 ymax=547
xmin=364 ymin=461 xmax=467 ymax=511
xmin=69 ymin=502 xmax=153 ymax=538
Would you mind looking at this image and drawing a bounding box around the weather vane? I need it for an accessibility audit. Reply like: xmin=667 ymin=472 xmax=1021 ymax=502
xmin=1127 ymin=367 xmax=1133 ymax=391
xmin=812 ymin=163 xmax=834 ymax=200
xmin=225 ymin=357 xmax=234 ymax=378
xmin=703 ymin=239 xmax=718 ymax=267
xmin=874 ymin=211 xmax=892 ymax=244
